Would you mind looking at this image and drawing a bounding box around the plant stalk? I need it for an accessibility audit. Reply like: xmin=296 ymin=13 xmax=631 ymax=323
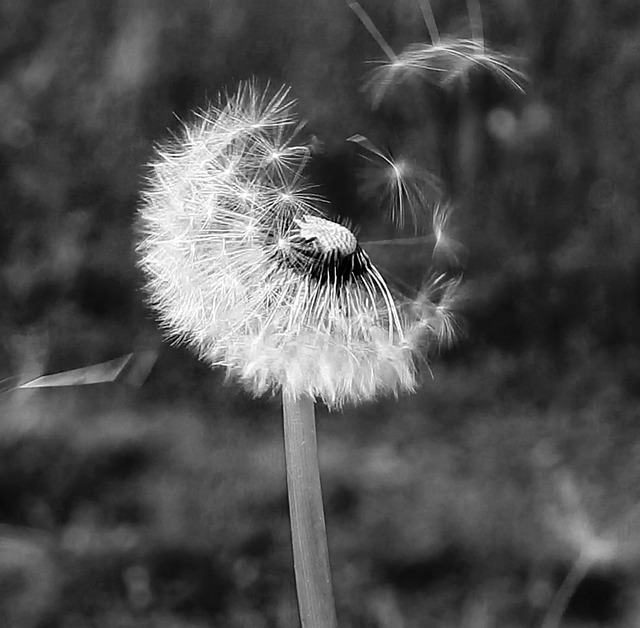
xmin=282 ymin=392 xmax=339 ymax=628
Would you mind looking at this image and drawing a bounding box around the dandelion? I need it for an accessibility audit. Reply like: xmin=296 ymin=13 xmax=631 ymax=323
xmin=137 ymin=80 xmax=456 ymax=628
xmin=349 ymin=0 xmax=526 ymax=107
xmin=137 ymin=81 xmax=446 ymax=410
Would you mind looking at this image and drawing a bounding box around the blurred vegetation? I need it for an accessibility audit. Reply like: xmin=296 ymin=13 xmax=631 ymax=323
xmin=2 ymin=0 xmax=640 ymax=626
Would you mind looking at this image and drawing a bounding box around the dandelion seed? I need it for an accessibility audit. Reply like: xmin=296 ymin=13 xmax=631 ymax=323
xmin=348 ymin=134 xmax=441 ymax=232
xmin=408 ymin=274 xmax=460 ymax=348
xmin=432 ymin=202 xmax=465 ymax=265
xmin=352 ymin=0 xmax=526 ymax=106
xmin=367 ymin=39 xmax=526 ymax=105
xmin=137 ymin=81 xmax=448 ymax=409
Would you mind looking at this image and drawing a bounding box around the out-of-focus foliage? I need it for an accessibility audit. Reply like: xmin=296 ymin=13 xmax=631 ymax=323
xmin=3 ymin=367 xmax=640 ymax=627
xmin=2 ymin=0 xmax=640 ymax=626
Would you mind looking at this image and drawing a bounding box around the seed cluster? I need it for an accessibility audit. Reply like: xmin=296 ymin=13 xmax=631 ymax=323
xmin=137 ymin=82 xmax=445 ymax=408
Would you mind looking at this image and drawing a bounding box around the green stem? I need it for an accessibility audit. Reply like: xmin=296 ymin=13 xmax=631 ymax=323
xmin=282 ymin=392 xmax=339 ymax=628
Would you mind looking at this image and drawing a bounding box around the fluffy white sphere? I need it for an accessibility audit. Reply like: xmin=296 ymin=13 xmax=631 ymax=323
xmin=137 ymin=81 xmax=451 ymax=408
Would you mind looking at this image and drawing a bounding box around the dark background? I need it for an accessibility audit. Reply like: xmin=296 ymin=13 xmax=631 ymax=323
xmin=2 ymin=1 xmax=640 ymax=626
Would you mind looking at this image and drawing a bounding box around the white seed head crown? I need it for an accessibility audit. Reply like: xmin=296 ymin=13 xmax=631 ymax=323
xmin=137 ymin=81 xmax=448 ymax=408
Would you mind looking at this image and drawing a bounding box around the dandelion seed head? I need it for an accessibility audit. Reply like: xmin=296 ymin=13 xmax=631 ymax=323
xmin=137 ymin=81 xmax=446 ymax=408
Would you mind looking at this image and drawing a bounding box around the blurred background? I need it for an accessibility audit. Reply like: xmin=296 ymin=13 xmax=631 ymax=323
xmin=2 ymin=0 xmax=640 ymax=626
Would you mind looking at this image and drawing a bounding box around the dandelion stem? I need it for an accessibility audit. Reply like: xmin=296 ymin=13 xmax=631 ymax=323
xmin=283 ymin=393 xmax=339 ymax=628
